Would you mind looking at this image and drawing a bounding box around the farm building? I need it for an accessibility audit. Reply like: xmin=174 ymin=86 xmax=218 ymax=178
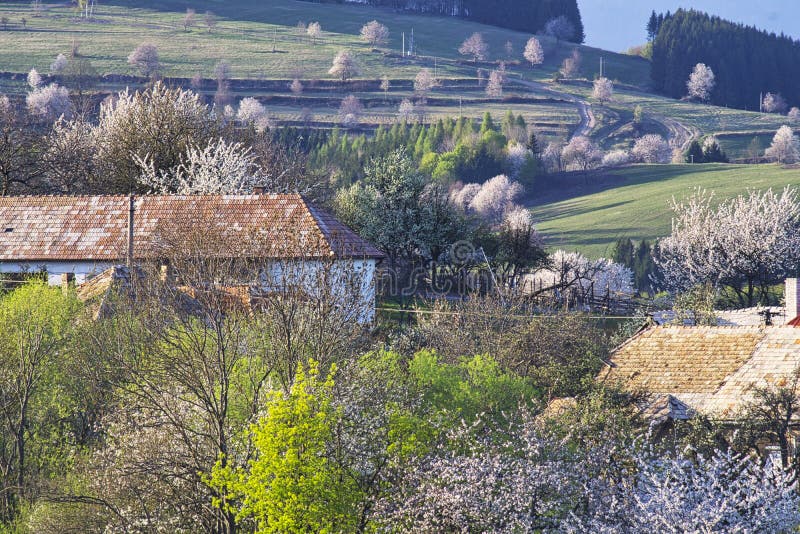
xmin=0 ymin=193 xmax=384 ymax=322
xmin=599 ymin=279 xmax=800 ymax=461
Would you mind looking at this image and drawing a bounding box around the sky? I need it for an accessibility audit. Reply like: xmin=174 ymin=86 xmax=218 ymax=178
xmin=578 ymin=0 xmax=800 ymax=51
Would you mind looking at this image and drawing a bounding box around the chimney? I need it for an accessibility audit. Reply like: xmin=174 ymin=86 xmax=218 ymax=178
xmin=253 ymin=186 xmax=265 ymax=195
xmin=786 ymin=278 xmax=800 ymax=321
xmin=127 ymin=194 xmax=135 ymax=269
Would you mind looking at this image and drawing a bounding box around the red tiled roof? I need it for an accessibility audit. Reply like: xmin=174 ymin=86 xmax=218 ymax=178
xmin=0 ymin=194 xmax=384 ymax=261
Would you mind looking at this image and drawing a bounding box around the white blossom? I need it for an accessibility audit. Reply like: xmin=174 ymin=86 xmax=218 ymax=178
xmin=602 ymin=149 xmax=630 ymax=167
xmin=632 ymin=134 xmax=672 ymax=163
xmin=523 ymin=37 xmax=544 ymax=67
xmin=50 ymin=53 xmax=68 ymax=75
xmin=592 ymin=77 xmax=613 ymax=103
xmin=687 ymin=63 xmax=715 ymax=102
xmin=136 ymin=138 xmax=259 ymax=194
xmin=27 ymin=67 xmax=42 ymax=89
xmin=26 ymin=82 xmax=72 ymax=120
xmin=655 ymin=187 xmax=800 ymax=300
xmin=506 ymin=142 xmax=532 ymax=179
xmin=765 ymin=125 xmax=800 ymax=164
xmin=561 ymin=136 xmax=602 ymax=170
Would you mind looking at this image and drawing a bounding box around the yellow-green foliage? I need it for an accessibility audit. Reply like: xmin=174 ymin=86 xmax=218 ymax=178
xmin=209 ymin=360 xmax=361 ymax=534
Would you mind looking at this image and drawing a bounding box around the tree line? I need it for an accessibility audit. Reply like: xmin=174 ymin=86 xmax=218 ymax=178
xmin=651 ymin=8 xmax=800 ymax=110
xmin=304 ymin=0 xmax=584 ymax=42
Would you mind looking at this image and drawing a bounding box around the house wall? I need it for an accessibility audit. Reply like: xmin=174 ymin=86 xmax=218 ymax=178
xmin=0 ymin=261 xmax=115 ymax=285
xmin=1 ymin=258 xmax=378 ymax=323
xmin=262 ymin=259 xmax=377 ymax=323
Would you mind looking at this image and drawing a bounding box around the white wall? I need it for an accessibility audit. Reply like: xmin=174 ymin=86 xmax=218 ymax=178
xmin=261 ymin=259 xmax=377 ymax=323
xmin=0 ymin=261 xmax=114 ymax=285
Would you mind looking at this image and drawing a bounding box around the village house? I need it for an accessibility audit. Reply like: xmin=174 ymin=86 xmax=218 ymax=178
xmin=0 ymin=193 xmax=384 ymax=322
xmin=599 ymin=278 xmax=800 ymax=460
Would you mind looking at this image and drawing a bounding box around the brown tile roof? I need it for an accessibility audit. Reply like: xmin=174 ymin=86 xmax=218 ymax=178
xmin=600 ymin=325 xmax=800 ymax=418
xmin=0 ymin=194 xmax=383 ymax=261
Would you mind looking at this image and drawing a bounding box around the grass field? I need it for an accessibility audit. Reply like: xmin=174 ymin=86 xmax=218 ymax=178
xmin=0 ymin=1 xmax=649 ymax=85
xmin=529 ymin=164 xmax=800 ymax=258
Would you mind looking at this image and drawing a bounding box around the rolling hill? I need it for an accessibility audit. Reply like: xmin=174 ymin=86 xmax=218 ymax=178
xmin=529 ymin=163 xmax=800 ymax=258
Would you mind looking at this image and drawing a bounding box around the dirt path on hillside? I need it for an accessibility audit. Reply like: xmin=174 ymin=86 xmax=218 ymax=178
xmin=515 ymin=78 xmax=701 ymax=151
xmin=515 ymin=79 xmax=595 ymax=138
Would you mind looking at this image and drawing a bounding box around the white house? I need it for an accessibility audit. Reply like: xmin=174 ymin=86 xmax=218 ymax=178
xmin=0 ymin=193 xmax=384 ymax=322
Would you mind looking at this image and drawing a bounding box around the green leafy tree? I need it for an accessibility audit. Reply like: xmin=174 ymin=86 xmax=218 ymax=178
xmin=0 ymin=282 xmax=79 ymax=521
xmin=210 ymin=361 xmax=361 ymax=533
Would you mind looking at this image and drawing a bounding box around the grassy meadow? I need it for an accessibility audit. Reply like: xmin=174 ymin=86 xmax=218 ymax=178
xmin=529 ymin=163 xmax=800 ymax=258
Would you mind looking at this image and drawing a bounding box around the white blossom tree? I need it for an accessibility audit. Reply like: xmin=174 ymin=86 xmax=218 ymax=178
xmin=338 ymin=94 xmax=363 ymax=127
xmin=486 ymin=70 xmax=503 ymax=98
xmin=523 ymin=37 xmax=544 ymax=68
xmin=458 ymin=32 xmax=488 ymax=62
xmin=398 ymin=98 xmax=414 ymax=121
xmin=127 ymin=43 xmax=161 ymax=78
xmin=655 ymin=187 xmax=800 ymax=305
xmin=414 ymin=68 xmax=437 ymax=99
xmin=360 ymin=20 xmax=388 ymax=47
xmin=27 ymin=68 xmax=42 ymax=89
xmin=328 ymin=50 xmax=361 ymax=81
xmin=592 ymin=77 xmax=613 ymax=104
xmin=136 ymin=138 xmax=258 ymax=194
xmin=561 ymin=136 xmax=602 ymax=171
xmin=236 ymin=97 xmax=270 ymax=132
xmin=602 ymin=149 xmax=630 ymax=167
xmin=26 ymin=83 xmax=72 ymax=120
xmin=765 ymin=125 xmax=800 ymax=164
xmin=290 ymin=78 xmax=303 ymax=97
xmin=632 ymin=134 xmax=672 ymax=163
xmin=506 ymin=143 xmax=532 ymax=179
xmin=763 ymin=92 xmax=788 ymax=114
xmin=49 ymin=53 xmax=68 ymax=76
xmin=467 ymin=174 xmax=523 ymax=224
xmin=788 ymin=107 xmax=800 ymax=120
xmin=686 ymin=63 xmax=715 ymax=102
xmin=307 ymin=21 xmax=321 ymax=44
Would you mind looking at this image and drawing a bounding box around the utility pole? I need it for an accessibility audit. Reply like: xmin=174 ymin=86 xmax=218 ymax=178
xmin=402 ymin=32 xmax=405 ymax=57
xmin=600 ymin=56 xmax=604 ymax=78
xmin=410 ymin=28 xmax=414 ymax=56
xmin=760 ymin=91 xmax=763 ymax=113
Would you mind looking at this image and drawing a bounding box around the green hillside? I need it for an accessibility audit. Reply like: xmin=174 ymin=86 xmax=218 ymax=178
xmin=0 ymin=0 xmax=648 ymax=84
xmin=530 ymin=164 xmax=800 ymax=258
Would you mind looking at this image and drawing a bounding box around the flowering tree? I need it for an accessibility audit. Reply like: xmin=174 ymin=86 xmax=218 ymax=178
xmin=338 ymin=94 xmax=363 ymax=127
xmin=763 ymin=92 xmax=788 ymax=114
xmin=560 ymin=49 xmax=581 ymax=78
xmin=93 ymin=82 xmax=219 ymax=192
xmin=530 ymin=249 xmax=634 ymax=299
xmin=632 ymin=134 xmax=672 ymax=163
xmin=26 ymin=83 xmax=72 ymax=120
xmin=687 ymin=63 xmax=715 ymax=102
xmin=571 ymin=448 xmax=800 ymax=533
xmin=414 ymin=68 xmax=437 ymax=99
xmin=789 ymin=107 xmax=800 ymax=120
xmin=328 ymin=50 xmax=361 ymax=81
xmin=602 ymin=149 xmax=630 ymax=167
xmin=127 ymin=43 xmax=160 ymax=78
xmin=49 ymin=53 xmax=67 ymax=76
xmin=360 ymin=20 xmax=388 ymax=47
xmin=506 ymin=143 xmax=532 ymax=179
xmin=307 ymin=21 xmax=321 ymax=44
xmin=27 ymin=68 xmax=41 ymax=89
xmin=592 ymin=76 xmax=613 ymax=104
xmin=398 ymin=98 xmax=414 ymax=121
xmin=765 ymin=125 xmax=800 ymax=163
xmin=458 ymin=32 xmax=488 ymax=62
xmin=136 ymin=138 xmax=258 ymax=194
xmin=486 ymin=70 xmax=503 ymax=98
xmin=466 ymin=174 xmax=523 ymax=224
xmin=523 ymin=37 xmax=544 ymax=68
xmin=655 ymin=187 xmax=800 ymax=305
xmin=561 ymin=136 xmax=602 ymax=171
